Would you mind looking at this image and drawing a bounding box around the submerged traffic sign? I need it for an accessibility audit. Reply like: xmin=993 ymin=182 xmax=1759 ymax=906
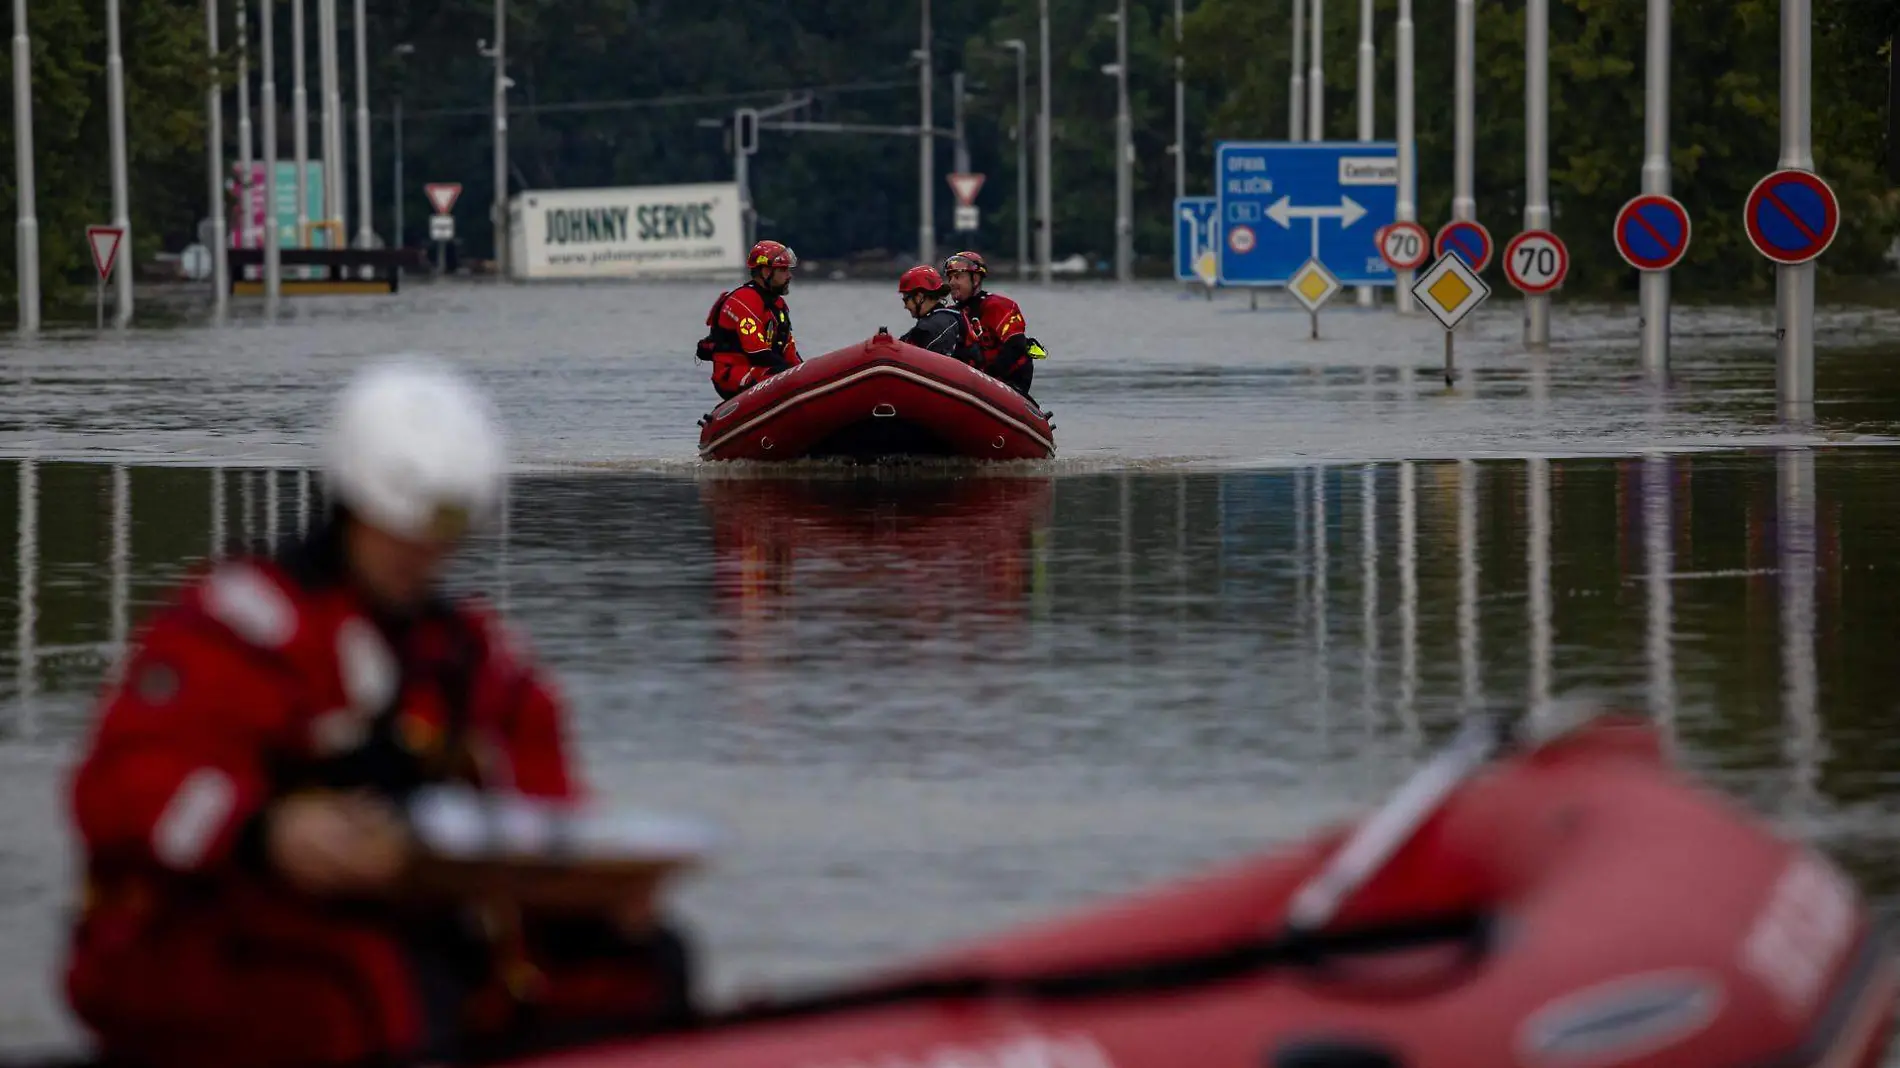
xmin=947 ymin=172 xmax=986 ymax=207
xmin=1412 ymin=251 xmax=1491 ymax=331
xmin=425 ymin=182 xmax=463 ymax=215
xmin=87 ymin=226 xmax=125 ymax=281
xmin=1434 ymin=220 xmax=1493 ymax=273
xmin=1503 ymin=230 xmax=1569 ymax=294
xmin=1175 ymin=196 xmax=1220 ymax=284
xmin=1215 ymin=141 xmax=1398 ymax=287
xmin=1613 ymin=194 xmax=1691 ymax=271
xmin=1287 ymin=257 xmax=1342 ymax=313
xmin=1744 ymin=169 xmax=1839 ymax=265
xmin=1378 ymin=221 xmax=1431 ymax=272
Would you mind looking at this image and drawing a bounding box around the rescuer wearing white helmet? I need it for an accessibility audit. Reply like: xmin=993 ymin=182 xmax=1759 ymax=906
xmin=319 ymin=355 xmax=509 ymax=611
xmin=64 ymin=356 xmax=696 ymax=1068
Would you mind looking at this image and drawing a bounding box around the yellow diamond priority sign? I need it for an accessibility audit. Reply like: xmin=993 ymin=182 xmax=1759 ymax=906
xmin=1286 ymin=258 xmax=1342 ymax=314
xmin=1411 ymin=251 xmax=1491 ymax=331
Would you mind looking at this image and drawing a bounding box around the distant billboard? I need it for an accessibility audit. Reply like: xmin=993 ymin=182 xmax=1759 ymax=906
xmin=508 ymin=182 xmax=743 ymax=280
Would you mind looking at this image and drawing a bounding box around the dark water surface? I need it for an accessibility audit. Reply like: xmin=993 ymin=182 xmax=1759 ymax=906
xmin=2 ymin=450 xmax=1898 ymax=1050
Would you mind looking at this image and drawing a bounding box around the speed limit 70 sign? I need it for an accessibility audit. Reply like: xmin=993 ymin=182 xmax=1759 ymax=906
xmin=1377 ymin=221 xmax=1431 ymax=272
xmin=1503 ymin=230 xmax=1569 ymax=294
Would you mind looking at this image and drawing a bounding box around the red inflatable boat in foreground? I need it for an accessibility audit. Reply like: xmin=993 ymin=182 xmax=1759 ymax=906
xmin=697 ymin=332 xmax=1055 ymax=462
xmin=511 ymin=712 xmax=1896 ymax=1068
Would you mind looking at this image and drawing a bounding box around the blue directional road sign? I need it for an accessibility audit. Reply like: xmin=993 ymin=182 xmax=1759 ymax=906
xmin=1175 ymin=196 xmax=1220 ymax=284
xmin=1216 ymin=141 xmax=1399 ymax=287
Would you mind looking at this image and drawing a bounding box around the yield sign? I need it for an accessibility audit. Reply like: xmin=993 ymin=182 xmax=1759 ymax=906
xmin=946 ymin=172 xmax=985 ymax=207
xmin=86 ymin=226 xmax=126 ymax=281
xmin=425 ymin=182 xmax=463 ymax=215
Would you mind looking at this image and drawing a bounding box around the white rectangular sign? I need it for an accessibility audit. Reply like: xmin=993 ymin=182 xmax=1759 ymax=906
xmin=509 ymin=182 xmax=743 ymax=280
xmin=430 ymin=214 xmax=455 ymax=241
xmin=954 ymin=204 xmax=980 ymax=231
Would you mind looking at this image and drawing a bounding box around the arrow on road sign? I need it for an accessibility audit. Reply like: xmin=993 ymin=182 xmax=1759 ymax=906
xmin=1266 ymin=195 xmax=1368 ymax=230
xmin=425 ymin=182 xmax=463 ymax=215
xmin=947 ymin=173 xmax=986 ymax=207
xmin=87 ymin=226 xmax=126 ymax=282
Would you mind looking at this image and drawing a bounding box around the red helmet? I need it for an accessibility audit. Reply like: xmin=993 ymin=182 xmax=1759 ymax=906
xmin=748 ymin=240 xmax=798 ymax=272
xmin=942 ymin=250 xmax=988 ymax=279
xmin=898 ymin=264 xmax=948 ymax=295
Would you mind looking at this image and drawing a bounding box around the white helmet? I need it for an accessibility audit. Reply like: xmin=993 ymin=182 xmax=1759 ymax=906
xmin=320 ymin=356 xmax=508 ymax=541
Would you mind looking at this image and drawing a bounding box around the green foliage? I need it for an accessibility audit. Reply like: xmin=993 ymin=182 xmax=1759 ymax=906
xmin=1 ymin=0 xmax=1894 ymax=313
xmin=1 ymin=0 xmax=213 ymax=304
xmin=1183 ymin=0 xmax=1898 ymax=293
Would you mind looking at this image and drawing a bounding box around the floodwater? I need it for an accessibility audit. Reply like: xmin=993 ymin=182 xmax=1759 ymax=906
xmin=2 ymin=280 xmax=1900 ymax=1055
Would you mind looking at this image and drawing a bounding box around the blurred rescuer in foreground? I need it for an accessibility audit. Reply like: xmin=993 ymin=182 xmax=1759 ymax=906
xmin=896 ymin=264 xmax=975 ymax=362
xmin=943 ymin=250 xmax=1046 ymax=399
xmin=64 ymin=357 xmax=695 ymax=1068
xmin=696 ymin=239 xmax=803 ymax=399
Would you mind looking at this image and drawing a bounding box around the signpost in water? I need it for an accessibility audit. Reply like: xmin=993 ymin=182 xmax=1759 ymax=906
xmin=87 ymin=225 xmax=125 ymax=330
xmin=426 ymin=182 xmax=461 ymax=275
xmin=1411 ymin=250 xmax=1490 ymax=387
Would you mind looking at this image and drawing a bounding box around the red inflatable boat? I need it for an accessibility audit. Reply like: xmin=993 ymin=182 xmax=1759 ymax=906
xmin=697 ymin=332 xmax=1055 ymax=462
xmin=514 ymin=713 xmax=1895 ymax=1068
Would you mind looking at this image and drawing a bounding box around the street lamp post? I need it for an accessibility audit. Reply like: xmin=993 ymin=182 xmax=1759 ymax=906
xmin=353 ymin=0 xmax=372 ymax=248
xmin=206 ymin=0 xmax=228 ymax=313
xmin=480 ymin=0 xmax=509 ymax=278
xmin=294 ymin=0 xmax=309 ymax=250
xmin=391 ymin=43 xmax=413 ymax=254
xmin=13 ymin=0 xmax=41 ymax=333
xmin=237 ymin=0 xmax=253 ymax=252
xmin=1037 ymin=0 xmax=1052 ymax=284
xmin=1106 ymin=0 xmax=1131 ymax=283
xmin=1172 ymin=0 xmax=1185 ymax=204
xmin=107 ymin=0 xmax=134 ymax=325
xmin=1002 ymin=39 xmax=1029 ymax=278
xmin=917 ymin=0 xmax=935 ymax=265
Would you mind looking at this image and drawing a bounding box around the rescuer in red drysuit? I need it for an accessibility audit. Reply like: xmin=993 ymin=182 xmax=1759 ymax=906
xmin=696 ymin=239 xmax=803 ymax=399
xmin=942 ymin=250 xmax=1046 ymax=401
xmin=64 ymin=358 xmax=695 ymax=1068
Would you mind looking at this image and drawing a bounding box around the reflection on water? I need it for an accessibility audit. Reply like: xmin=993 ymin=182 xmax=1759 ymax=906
xmin=2 ymin=450 xmax=1899 ymax=1045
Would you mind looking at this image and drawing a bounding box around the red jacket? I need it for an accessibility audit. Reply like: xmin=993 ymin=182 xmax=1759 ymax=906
xmin=65 ymin=527 xmax=682 ymax=1068
xmin=959 ymin=290 xmax=1031 ymax=382
xmin=702 ymin=282 xmax=801 ymax=399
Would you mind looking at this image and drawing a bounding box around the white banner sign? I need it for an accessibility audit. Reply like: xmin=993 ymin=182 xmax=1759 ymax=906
xmin=509 ymin=182 xmax=743 ymax=280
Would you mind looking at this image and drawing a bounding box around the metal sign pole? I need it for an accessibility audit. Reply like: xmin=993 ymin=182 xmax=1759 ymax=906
xmin=106 ymin=0 xmax=134 ymax=326
xmin=13 ymin=0 xmax=41 ymax=333
xmin=1290 ymin=0 xmax=1305 ymax=140
xmin=1775 ymin=0 xmax=1814 ymax=407
xmin=1638 ymin=0 xmax=1671 ymax=377
xmin=353 ymin=0 xmax=372 ymax=248
xmin=261 ymin=0 xmax=281 ymax=306
xmin=1394 ymin=0 xmax=1416 ymax=314
xmin=918 ymin=0 xmax=935 ymax=265
xmin=206 ymin=0 xmax=229 ymax=314
xmin=1037 ymin=0 xmax=1052 ymax=283
xmin=1524 ymin=0 xmax=1551 ymax=348
xmin=1355 ymin=0 xmax=1375 ymax=306
xmin=294 ymin=0 xmax=309 ymax=253
xmin=1453 ymin=0 xmax=1475 ymax=222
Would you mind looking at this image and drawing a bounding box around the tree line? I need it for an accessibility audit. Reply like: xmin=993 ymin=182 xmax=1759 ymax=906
xmin=2 ymin=0 xmax=1895 ymax=313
